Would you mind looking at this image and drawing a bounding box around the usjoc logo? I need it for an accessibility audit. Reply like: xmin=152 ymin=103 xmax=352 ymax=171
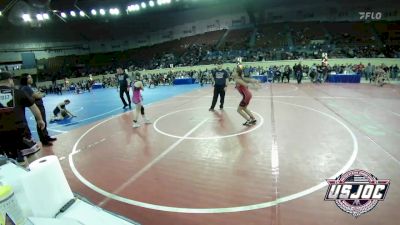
xmin=325 ymin=169 xmax=390 ymax=217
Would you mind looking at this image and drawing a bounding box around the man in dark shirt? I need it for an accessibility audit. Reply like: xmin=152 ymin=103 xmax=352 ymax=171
xmin=20 ymin=73 xmax=56 ymax=146
xmin=282 ymin=65 xmax=291 ymax=83
xmin=393 ymin=64 xmax=399 ymax=79
xmin=116 ymin=67 xmax=131 ymax=109
xmin=0 ymin=72 xmax=45 ymax=162
xmin=294 ymin=63 xmax=303 ymax=84
xmin=209 ymin=61 xmax=229 ymax=111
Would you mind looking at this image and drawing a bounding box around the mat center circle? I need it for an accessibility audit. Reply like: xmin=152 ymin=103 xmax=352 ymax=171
xmin=152 ymin=107 xmax=264 ymax=140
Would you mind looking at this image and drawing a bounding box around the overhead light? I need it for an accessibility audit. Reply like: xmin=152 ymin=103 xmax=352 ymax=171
xmin=70 ymin=11 xmax=76 ymax=17
xmin=157 ymin=0 xmax=171 ymax=5
xmin=79 ymin=11 xmax=85 ymax=17
xmin=127 ymin=4 xmax=140 ymax=12
xmin=36 ymin=14 xmax=43 ymax=21
xmin=22 ymin=14 xmax=32 ymax=22
xmin=0 ymin=11 xmax=2 ymax=16
xmin=109 ymin=8 xmax=120 ymax=15
xmin=110 ymin=8 xmax=119 ymax=15
xmin=149 ymin=1 xmax=155 ymax=7
xmin=42 ymin=13 xmax=49 ymax=20
xmin=99 ymin=9 xmax=105 ymax=15
xmin=61 ymin=12 xmax=67 ymax=18
xmin=141 ymin=2 xmax=147 ymax=8
xmin=91 ymin=9 xmax=97 ymax=15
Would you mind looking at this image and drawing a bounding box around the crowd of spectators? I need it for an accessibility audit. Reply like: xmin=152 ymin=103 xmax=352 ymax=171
xmin=32 ymin=60 xmax=399 ymax=96
xmin=41 ymin=42 xmax=397 ymax=82
xmin=4 ymin=21 xmax=399 ymax=83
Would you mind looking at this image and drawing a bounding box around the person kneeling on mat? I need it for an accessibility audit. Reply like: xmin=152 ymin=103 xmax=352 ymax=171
xmin=50 ymin=99 xmax=76 ymax=122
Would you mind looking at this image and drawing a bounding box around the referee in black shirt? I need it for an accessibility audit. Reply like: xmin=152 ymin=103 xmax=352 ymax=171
xmin=116 ymin=67 xmax=131 ymax=109
xmin=209 ymin=61 xmax=229 ymax=111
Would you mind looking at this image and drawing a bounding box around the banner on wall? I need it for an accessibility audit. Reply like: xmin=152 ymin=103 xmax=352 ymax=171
xmin=21 ymin=53 xmax=36 ymax=69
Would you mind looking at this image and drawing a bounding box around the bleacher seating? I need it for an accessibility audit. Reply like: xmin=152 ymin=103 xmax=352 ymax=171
xmin=255 ymin=23 xmax=287 ymax=48
xmin=289 ymin=22 xmax=327 ymax=46
xmin=325 ymin=22 xmax=376 ymax=47
xmin=34 ymin=21 xmax=399 ymax=81
xmin=222 ymin=28 xmax=253 ymax=49
xmin=374 ymin=22 xmax=400 ymax=45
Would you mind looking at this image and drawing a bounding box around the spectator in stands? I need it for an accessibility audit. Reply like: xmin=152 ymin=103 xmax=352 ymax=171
xmin=0 ymin=72 xmax=45 ymax=164
xmin=20 ymin=74 xmax=56 ymax=146
xmin=116 ymin=67 xmax=131 ymax=109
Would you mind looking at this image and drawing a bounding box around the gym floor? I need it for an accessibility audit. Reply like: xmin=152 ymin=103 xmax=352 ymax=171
xmin=28 ymin=82 xmax=400 ymax=225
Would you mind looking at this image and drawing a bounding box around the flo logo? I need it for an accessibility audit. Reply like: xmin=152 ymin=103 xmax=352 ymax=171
xmin=325 ymin=169 xmax=390 ymax=217
xmin=359 ymin=12 xmax=382 ymax=20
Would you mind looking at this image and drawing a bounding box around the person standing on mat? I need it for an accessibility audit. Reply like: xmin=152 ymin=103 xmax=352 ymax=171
xmin=20 ymin=73 xmax=56 ymax=146
xmin=294 ymin=62 xmax=303 ymax=84
xmin=116 ymin=67 xmax=131 ymax=109
xmin=233 ymin=64 xmax=258 ymax=126
xmin=131 ymin=75 xmax=151 ymax=128
xmin=209 ymin=60 xmax=229 ymax=111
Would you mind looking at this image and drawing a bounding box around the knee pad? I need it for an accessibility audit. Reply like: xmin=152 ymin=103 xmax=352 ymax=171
xmin=141 ymin=106 xmax=145 ymax=115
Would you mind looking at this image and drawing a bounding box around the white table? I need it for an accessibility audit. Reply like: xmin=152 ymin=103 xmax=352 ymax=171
xmin=0 ymin=162 xmax=140 ymax=225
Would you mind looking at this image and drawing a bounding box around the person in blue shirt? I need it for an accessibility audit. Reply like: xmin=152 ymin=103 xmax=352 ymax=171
xmin=209 ymin=60 xmax=229 ymax=111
